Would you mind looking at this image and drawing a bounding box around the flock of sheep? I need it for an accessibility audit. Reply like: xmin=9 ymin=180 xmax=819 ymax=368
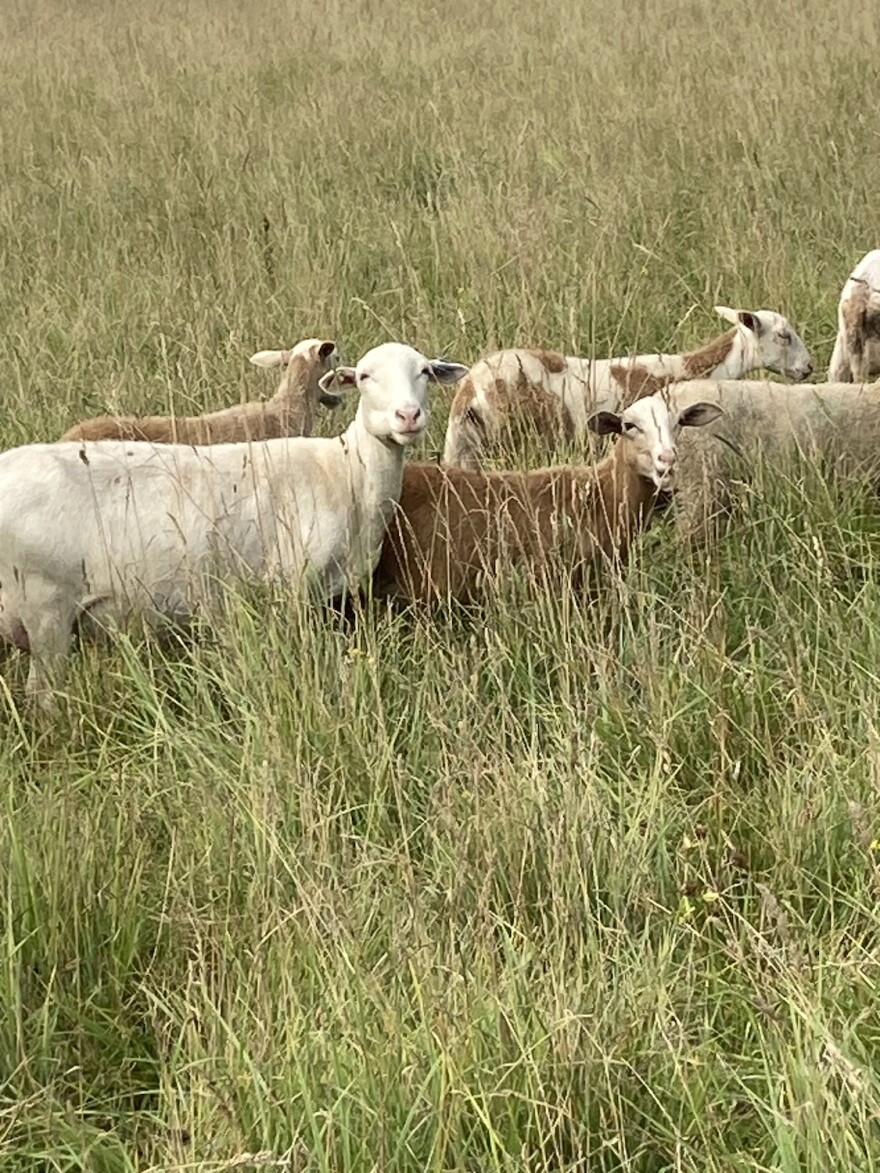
xmin=3 ymin=248 xmax=880 ymax=713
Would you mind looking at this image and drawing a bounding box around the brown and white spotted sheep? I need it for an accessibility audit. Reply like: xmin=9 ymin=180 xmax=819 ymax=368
xmin=61 ymin=338 xmax=341 ymax=444
xmin=827 ymin=251 xmax=880 ymax=383
xmin=441 ymin=306 xmax=813 ymax=470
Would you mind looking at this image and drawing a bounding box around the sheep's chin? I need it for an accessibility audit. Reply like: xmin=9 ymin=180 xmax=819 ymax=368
xmin=388 ymin=427 xmax=427 ymax=447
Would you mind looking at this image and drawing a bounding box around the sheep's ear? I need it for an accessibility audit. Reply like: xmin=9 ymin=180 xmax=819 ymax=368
xmin=715 ymin=305 xmax=763 ymax=336
xmin=249 ymin=349 xmax=291 ymax=369
xmin=713 ymin=305 xmax=739 ymax=327
xmin=319 ymin=367 xmax=357 ymax=394
xmin=588 ymin=411 xmax=623 ymax=436
xmin=737 ymin=310 xmax=763 ymax=335
xmin=426 ymin=358 xmax=469 ymax=385
xmin=318 ymin=340 xmax=338 ymax=362
xmin=679 ymin=402 xmax=724 ymax=429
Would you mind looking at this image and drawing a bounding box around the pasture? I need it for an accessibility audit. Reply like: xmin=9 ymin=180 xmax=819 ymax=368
xmin=1 ymin=0 xmax=880 ymax=1168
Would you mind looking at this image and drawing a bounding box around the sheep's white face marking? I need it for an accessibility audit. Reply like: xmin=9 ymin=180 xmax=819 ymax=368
xmin=620 ymin=397 xmax=682 ymax=489
xmin=591 ymin=396 xmax=725 ymax=490
xmin=321 ymin=343 xmax=468 ymax=447
xmin=715 ymin=306 xmax=813 ymax=382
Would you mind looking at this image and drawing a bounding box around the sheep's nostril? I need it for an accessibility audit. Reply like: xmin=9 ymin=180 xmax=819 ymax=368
xmin=395 ymin=407 xmax=422 ymax=428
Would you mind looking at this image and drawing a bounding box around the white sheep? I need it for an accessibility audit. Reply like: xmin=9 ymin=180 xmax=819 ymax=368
xmin=663 ymin=378 xmax=880 ymax=538
xmin=827 ymin=250 xmax=880 ymax=383
xmin=0 ymin=342 xmax=468 ymax=709
xmin=374 ymin=393 xmax=723 ymax=602
xmin=442 ymin=306 xmax=813 ymax=470
xmin=61 ymin=337 xmax=342 ymax=443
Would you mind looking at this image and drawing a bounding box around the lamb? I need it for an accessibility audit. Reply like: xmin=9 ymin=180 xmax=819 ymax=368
xmin=827 ymin=251 xmax=880 ymax=383
xmin=442 ymin=306 xmax=813 ymax=470
xmin=372 ymin=393 xmax=723 ymax=603
xmin=660 ymin=378 xmax=880 ymax=539
xmin=60 ymin=337 xmax=342 ymax=444
xmin=0 ymin=342 xmax=468 ymax=709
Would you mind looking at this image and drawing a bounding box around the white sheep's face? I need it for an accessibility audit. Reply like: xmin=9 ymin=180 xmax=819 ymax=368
xmin=589 ymin=395 xmax=724 ymax=490
xmin=715 ymin=305 xmax=814 ymax=382
xmin=320 ymin=342 xmax=468 ymax=447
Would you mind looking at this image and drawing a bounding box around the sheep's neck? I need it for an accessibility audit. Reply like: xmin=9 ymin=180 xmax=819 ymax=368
xmin=272 ymin=355 xmax=315 ymax=435
xmin=588 ymin=446 xmax=660 ymax=561
xmin=680 ymin=328 xmax=741 ymax=379
xmin=342 ymin=408 xmax=408 ymax=570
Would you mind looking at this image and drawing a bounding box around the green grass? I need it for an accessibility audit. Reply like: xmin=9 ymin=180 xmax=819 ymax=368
xmin=2 ymin=0 xmax=880 ymax=1168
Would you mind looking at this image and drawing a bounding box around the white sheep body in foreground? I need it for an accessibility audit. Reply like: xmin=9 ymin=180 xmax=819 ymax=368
xmin=665 ymin=378 xmax=880 ymax=536
xmin=442 ymin=306 xmax=813 ymax=470
xmin=0 ymin=342 xmax=468 ymax=707
xmin=827 ymin=250 xmax=880 ymax=383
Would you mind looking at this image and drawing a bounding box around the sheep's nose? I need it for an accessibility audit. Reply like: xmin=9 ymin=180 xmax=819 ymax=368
xmin=657 ymin=448 xmax=676 ymax=468
xmin=395 ymin=406 xmax=423 ymax=429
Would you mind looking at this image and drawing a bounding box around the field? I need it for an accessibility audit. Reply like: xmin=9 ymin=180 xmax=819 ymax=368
xmin=1 ymin=0 xmax=880 ymax=1168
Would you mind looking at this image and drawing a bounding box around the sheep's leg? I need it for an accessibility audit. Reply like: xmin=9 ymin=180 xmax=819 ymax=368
xmin=827 ymin=332 xmax=851 ymax=382
xmin=22 ymin=601 xmax=76 ymax=714
xmin=442 ymin=412 xmax=485 ymax=470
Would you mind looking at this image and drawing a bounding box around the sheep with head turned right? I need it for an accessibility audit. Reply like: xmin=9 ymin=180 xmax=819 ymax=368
xmin=442 ymin=306 xmax=812 ymax=471
xmin=60 ymin=337 xmax=342 ymax=444
xmin=827 ymin=250 xmax=880 ymax=384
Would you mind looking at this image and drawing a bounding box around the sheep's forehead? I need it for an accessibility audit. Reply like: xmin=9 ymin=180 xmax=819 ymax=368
xmin=357 ymin=342 xmax=427 ymax=383
xmin=757 ymin=311 xmax=789 ymax=333
xmin=623 ymin=397 xmax=674 ymax=439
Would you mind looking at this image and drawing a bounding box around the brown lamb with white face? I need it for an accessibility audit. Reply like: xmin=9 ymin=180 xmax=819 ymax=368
xmin=374 ymin=393 xmax=723 ymax=603
xmin=60 ymin=338 xmax=341 ymax=444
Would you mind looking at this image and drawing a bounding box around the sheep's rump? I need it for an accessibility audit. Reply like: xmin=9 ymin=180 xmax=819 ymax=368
xmin=668 ymin=379 xmax=880 ymax=534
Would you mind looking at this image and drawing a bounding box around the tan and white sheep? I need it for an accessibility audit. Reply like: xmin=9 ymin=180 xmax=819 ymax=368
xmin=827 ymin=251 xmax=880 ymax=383
xmin=60 ymin=338 xmax=341 ymax=444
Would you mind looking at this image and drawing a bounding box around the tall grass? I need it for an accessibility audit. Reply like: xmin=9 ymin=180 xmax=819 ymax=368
xmin=1 ymin=0 xmax=880 ymax=1168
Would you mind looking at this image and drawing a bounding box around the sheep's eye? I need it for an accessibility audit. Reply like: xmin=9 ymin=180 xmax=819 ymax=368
xmin=421 ymin=366 xmax=432 ymax=379
xmin=358 ymin=371 xmax=369 ymax=382
xmin=623 ymin=421 xmax=639 ymax=434
xmin=780 ymin=331 xmax=792 ymax=344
